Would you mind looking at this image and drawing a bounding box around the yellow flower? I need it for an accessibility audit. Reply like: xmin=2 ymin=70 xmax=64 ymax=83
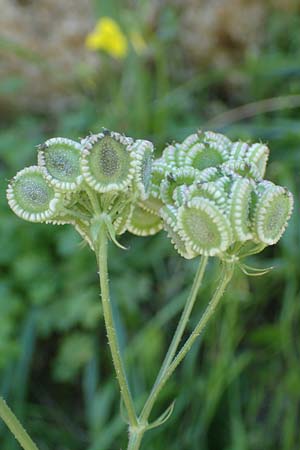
xmin=85 ymin=17 xmax=128 ymax=59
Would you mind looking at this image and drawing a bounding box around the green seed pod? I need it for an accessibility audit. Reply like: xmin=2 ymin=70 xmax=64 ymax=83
xmin=228 ymin=178 xmax=254 ymax=241
xmin=253 ymin=185 xmax=293 ymax=245
xmin=213 ymin=176 xmax=232 ymax=194
xmin=162 ymin=143 xmax=180 ymax=169
xmin=246 ymin=143 xmax=269 ymax=178
xmin=152 ymin=159 xmax=168 ymax=174
xmin=182 ymin=130 xmax=231 ymax=150
xmin=230 ymin=141 xmax=249 ymax=160
xmin=172 ymin=185 xmax=190 ymax=207
xmin=38 ymin=137 xmax=83 ymax=191
xmin=150 ymin=160 xmax=168 ymax=198
xmin=255 ymin=180 xmax=275 ymax=197
xmin=181 ymin=133 xmax=200 ymax=151
xmin=81 ymin=131 xmax=135 ymax=193
xmin=180 ymin=131 xmax=230 ymax=171
xmin=7 ymin=166 xmax=62 ymax=222
xmin=202 ymin=130 xmax=232 ymax=151
xmin=161 ymin=205 xmax=197 ymax=259
xmin=178 ymin=197 xmax=232 ymax=256
xmin=113 ymin=203 xmax=133 ymax=235
xmin=138 ymin=196 xmax=164 ymax=215
xmin=189 ymin=181 xmax=228 ymax=212
xmin=127 ymin=204 xmax=163 ymax=236
xmin=186 ymin=140 xmax=229 ymax=171
xmin=176 ymin=144 xmax=193 ymax=168
xmin=160 ymin=167 xmax=199 ymax=205
xmin=197 ymin=167 xmax=222 ymax=183
xmin=131 ymin=139 xmax=154 ymax=200
xmin=162 ymin=141 xmax=194 ymax=169
xmin=222 ymin=160 xmax=262 ymax=181
xmin=247 ymin=181 xmax=270 ymax=228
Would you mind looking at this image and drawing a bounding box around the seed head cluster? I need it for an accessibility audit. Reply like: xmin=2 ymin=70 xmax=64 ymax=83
xmin=7 ymin=129 xmax=293 ymax=259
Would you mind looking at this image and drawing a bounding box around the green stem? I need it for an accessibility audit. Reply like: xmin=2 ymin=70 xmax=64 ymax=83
xmin=85 ymin=184 xmax=101 ymax=215
xmin=141 ymin=256 xmax=208 ymax=419
xmin=97 ymin=223 xmax=138 ymax=427
xmin=127 ymin=428 xmax=145 ymax=450
xmin=0 ymin=397 xmax=39 ymax=450
xmin=140 ymin=261 xmax=234 ymax=424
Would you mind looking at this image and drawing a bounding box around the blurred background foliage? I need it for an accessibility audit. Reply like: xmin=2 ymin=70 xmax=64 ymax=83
xmin=0 ymin=0 xmax=300 ymax=449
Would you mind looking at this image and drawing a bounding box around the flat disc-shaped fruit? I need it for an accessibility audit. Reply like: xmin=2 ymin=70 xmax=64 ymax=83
xmin=228 ymin=178 xmax=253 ymax=241
xmin=181 ymin=131 xmax=230 ymax=171
xmin=202 ymin=130 xmax=232 ymax=151
xmin=222 ymin=160 xmax=261 ymax=181
xmin=81 ymin=132 xmax=135 ymax=193
xmin=149 ymin=159 xmax=167 ymax=198
xmin=7 ymin=166 xmax=62 ymax=222
xmin=113 ymin=203 xmax=133 ymax=235
xmin=186 ymin=144 xmax=228 ymax=171
xmin=162 ymin=143 xmax=180 ymax=169
xmin=246 ymin=143 xmax=269 ymax=178
xmin=138 ymin=195 xmax=164 ymax=215
xmin=254 ymin=185 xmax=293 ymax=245
xmin=181 ymin=133 xmax=200 ymax=151
xmin=161 ymin=205 xmax=197 ymax=259
xmin=38 ymin=137 xmax=83 ymax=191
xmin=131 ymin=139 xmax=154 ymax=199
xmin=160 ymin=167 xmax=199 ymax=204
xmin=127 ymin=205 xmax=163 ymax=236
xmin=230 ymin=141 xmax=249 ymax=160
xmin=178 ymin=197 xmax=232 ymax=256
xmin=172 ymin=185 xmax=189 ymax=207
xmin=189 ymin=182 xmax=228 ymax=212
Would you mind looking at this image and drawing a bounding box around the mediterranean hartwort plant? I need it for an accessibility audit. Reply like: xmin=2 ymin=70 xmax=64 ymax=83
xmin=1 ymin=130 xmax=293 ymax=450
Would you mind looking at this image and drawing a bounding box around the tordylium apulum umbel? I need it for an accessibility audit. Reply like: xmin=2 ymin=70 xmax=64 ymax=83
xmin=7 ymin=129 xmax=293 ymax=257
xmin=5 ymin=129 xmax=294 ymax=450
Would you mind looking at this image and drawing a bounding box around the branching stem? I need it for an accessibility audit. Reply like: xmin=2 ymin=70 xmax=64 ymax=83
xmin=140 ymin=261 xmax=234 ymax=426
xmin=125 ymin=261 xmax=235 ymax=449
xmin=97 ymin=222 xmax=138 ymax=427
xmin=96 ymin=224 xmax=234 ymax=450
xmin=140 ymin=256 xmax=208 ymax=420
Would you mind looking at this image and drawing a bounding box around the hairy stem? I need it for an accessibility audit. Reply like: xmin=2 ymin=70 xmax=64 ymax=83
xmin=140 ymin=261 xmax=234 ymax=424
xmin=127 ymin=428 xmax=145 ymax=450
xmin=141 ymin=256 xmax=208 ymax=420
xmin=0 ymin=397 xmax=39 ymax=450
xmin=97 ymin=223 xmax=138 ymax=427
